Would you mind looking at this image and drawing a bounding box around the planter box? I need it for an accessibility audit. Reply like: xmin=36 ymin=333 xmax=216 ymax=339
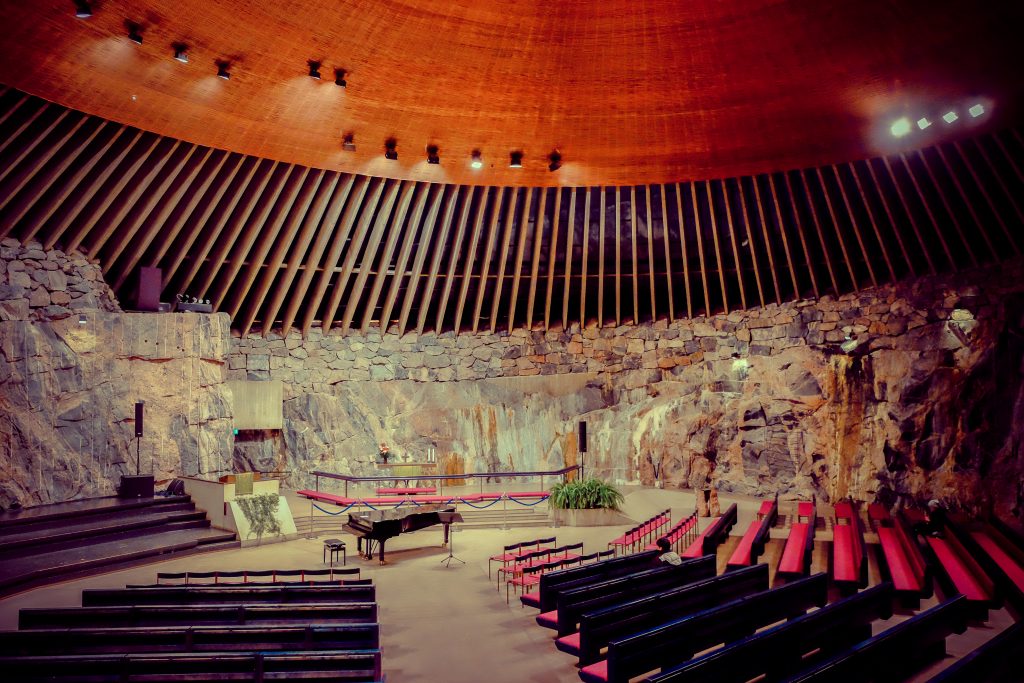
xmin=549 ymin=507 xmax=626 ymax=527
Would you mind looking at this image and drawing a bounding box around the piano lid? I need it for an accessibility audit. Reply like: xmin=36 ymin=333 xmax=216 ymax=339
xmin=348 ymin=504 xmax=455 ymax=523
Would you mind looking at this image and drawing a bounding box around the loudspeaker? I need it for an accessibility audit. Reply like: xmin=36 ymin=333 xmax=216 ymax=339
xmin=136 ymin=266 xmax=162 ymax=311
xmin=135 ymin=401 xmax=145 ymax=438
xmin=119 ymin=475 xmax=155 ymax=498
xmin=578 ymin=420 xmax=588 ymax=453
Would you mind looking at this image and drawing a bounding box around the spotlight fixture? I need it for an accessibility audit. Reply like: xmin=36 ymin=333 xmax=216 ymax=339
xmin=342 ymin=133 xmax=356 ymax=152
xmin=75 ymin=0 xmax=92 ymax=18
xmin=173 ymin=44 xmax=189 ymax=63
xmin=426 ymin=144 xmax=440 ymax=165
xmin=470 ymin=150 xmax=483 ymax=169
xmin=216 ymin=61 xmax=231 ymax=80
xmin=942 ymin=110 xmax=959 ymax=124
xmin=126 ymin=21 xmax=143 ymax=45
xmin=548 ymin=149 xmax=562 ymax=172
xmin=889 ymin=117 xmax=911 ymax=138
xmin=308 ymin=60 xmax=322 ymax=79
xmin=334 ymin=68 xmax=347 ymax=87
xmin=509 ymin=150 xmax=523 ymax=168
xmin=917 ymin=117 xmax=931 ymax=130
xmin=384 ymin=138 xmax=398 ymax=160
xmin=78 ymin=313 xmax=88 ymax=325
xmin=968 ymin=103 xmax=985 ymax=118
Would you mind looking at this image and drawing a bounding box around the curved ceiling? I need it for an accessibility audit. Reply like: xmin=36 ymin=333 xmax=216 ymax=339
xmin=1 ymin=0 xmax=1022 ymax=186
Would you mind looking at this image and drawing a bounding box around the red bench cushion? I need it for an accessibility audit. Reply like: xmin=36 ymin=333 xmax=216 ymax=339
xmin=927 ymin=537 xmax=993 ymax=601
xmin=832 ymin=524 xmax=858 ymax=583
xmin=798 ymin=502 xmax=814 ymax=518
xmin=681 ymin=529 xmax=709 ymax=558
xmin=758 ymin=500 xmax=775 ymax=516
xmin=878 ymin=527 xmax=924 ymax=592
xmin=972 ymin=531 xmax=1024 ymax=592
xmin=556 ymin=631 xmax=581 ymax=656
xmin=869 ymin=503 xmax=891 ymax=523
xmin=520 ymin=590 xmax=540 ymax=608
xmin=536 ymin=610 xmax=559 ymax=629
xmin=834 ymin=501 xmax=854 ymax=520
xmin=778 ymin=523 xmax=809 ymax=574
xmin=727 ymin=520 xmax=761 ymax=567
xmin=579 ymin=659 xmax=609 ymax=683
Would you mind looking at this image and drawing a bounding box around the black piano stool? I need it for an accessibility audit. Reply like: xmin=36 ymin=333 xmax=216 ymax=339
xmin=324 ymin=538 xmax=347 ymax=566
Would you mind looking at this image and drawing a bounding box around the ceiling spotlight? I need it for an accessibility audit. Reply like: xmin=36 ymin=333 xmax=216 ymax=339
xmin=308 ymin=60 xmax=322 ymax=79
xmin=173 ymin=44 xmax=189 ymax=63
xmin=470 ymin=150 xmax=483 ymax=169
xmin=509 ymin=150 xmax=523 ymax=168
xmin=548 ymin=149 xmax=562 ymax=172
xmin=889 ymin=117 xmax=911 ymax=138
xmin=426 ymin=144 xmax=440 ymax=165
xmin=917 ymin=117 xmax=931 ymax=130
xmin=334 ymin=68 xmax=347 ymax=87
xmin=216 ymin=61 xmax=231 ymax=80
xmin=342 ymin=133 xmax=356 ymax=152
xmin=384 ymin=138 xmax=398 ymax=160
xmin=78 ymin=313 xmax=88 ymax=325
xmin=75 ymin=0 xmax=92 ymax=18
xmin=126 ymin=22 xmax=143 ymax=44
xmin=942 ymin=111 xmax=959 ymax=124
xmin=968 ymin=103 xmax=985 ymax=118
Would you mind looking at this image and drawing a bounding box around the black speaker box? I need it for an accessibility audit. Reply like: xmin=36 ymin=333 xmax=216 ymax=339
xmin=119 ymin=475 xmax=155 ymax=498
xmin=578 ymin=420 xmax=588 ymax=453
xmin=136 ymin=266 xmax=162 ymax=312
xmin=135 ymin=401 xmax=145 ymax=438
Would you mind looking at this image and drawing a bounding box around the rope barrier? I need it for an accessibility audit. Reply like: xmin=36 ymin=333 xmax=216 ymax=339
xmin=459 ymin=497 xmax=505 ymax=509
xmin=507 ymin=496 xmax=549 ymax=507
xmin=312 ymin=502 xmax=357 ymax=515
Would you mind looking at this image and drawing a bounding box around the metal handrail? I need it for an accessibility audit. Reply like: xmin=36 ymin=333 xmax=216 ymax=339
xmin=310 ymin=464 xmax=581 ymax=497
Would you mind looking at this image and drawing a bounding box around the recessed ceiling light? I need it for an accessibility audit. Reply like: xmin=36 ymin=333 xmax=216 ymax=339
xmin=384 ymin=138 xmax=398 ymax=160
xmin=173 ymin=44 xmax=189 ymax=63
xmin=942 ymin=111 xmax=959 ymax=124
xmin=334 ymin=69 xmax=347 ymax=88
xmin=968 ymin=103 xmax=985 ymax=118
xmin=426 ymin=144 xmax=440 ymax=165
xmin=308 ymin=61 xmax=322 ymax=79
xmin=216 ymin=62 xmax=231 ymax=80
xmin=548 ymin=149 xmax=562 ymax=172
xmin=470 ymin=150 xmax=483 ymax=169
xmin=916 ymin=117 xmax=931 ymax=130
xmin=890 ymin=117 xmax=912 ymax=137
xmin=126 ymin=22 xmax=143 ymax=44
xmin=342 ymin=133 xmax=356 ymax=152
xmin=74 ymin=1 xmax=92 ymax=18
xmin=509 ymin=151 xmax=523 ymax=168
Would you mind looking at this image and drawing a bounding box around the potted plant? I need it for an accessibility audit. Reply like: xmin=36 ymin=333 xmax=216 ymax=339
xmin=378 ymin=442 xmax=390 ymax=464
xmin=549 ymin=478 xmax=626 ymax=527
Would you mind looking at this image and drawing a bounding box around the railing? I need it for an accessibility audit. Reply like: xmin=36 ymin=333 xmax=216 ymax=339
xmin=310 ymin=465 xmax=582 ymax=497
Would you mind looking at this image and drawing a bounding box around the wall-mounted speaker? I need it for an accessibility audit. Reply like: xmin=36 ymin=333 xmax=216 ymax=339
xmin=578 ymin=420 xmax=588 ymax=453
xmin=135 ymin=401 xmax=145 ymax=438
xmin=136 ymin=266 xmax=162 ymax=311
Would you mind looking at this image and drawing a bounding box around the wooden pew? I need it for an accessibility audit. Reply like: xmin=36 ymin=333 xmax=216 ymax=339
xmin=926 ymin=621 xmax=1024 ymax=682
xmin=0 ymin=623 xmax=380 ymax=656
xmin=0 ymin=649 xmax=384 ymax=682
xmin=576 ymin=571 xmax=827 ymax=683
xmin=832 ymin=500 xmax=868 ymax=593
xmin=154 ymin=567 xmax=361 ymax=585
xmin=917 ymin=517 xmax=997 ymax=620
xmin=528 ymin=551 xmax=659 ymax=612
xmin=645 ymin=582 xmax=894 ymax=683
xmin=960 ymin=520 xmax=1024 ymax=612
xmin=557 ymin=565 xmax=769 ymax=666
xmin=19 ymin=602 xmax=378 ymax=629
xmin=786 ymin=595 xmax=969 ymax=682
xmin=544 ymin=556 xmax=716 ymax=635
xmin=80 ymin=584 xmax=375 ymax=606
xmin=873 ymin=511 xmax=931 ymax=603
xmin=777 ymin=500 xmax=816 ymax=581
xmin=726 ymin=497 xmax=777 ymax=570
xmin=681 ymin=503 xmax=738 ymax=559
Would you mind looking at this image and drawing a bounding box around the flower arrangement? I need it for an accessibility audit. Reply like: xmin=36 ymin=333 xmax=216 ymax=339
xmin=378 ymin=442 xmax=390 ymax=464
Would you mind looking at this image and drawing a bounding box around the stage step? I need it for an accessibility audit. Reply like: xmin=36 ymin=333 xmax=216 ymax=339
xmin=0 ymin=496 xmax=194 ymax=534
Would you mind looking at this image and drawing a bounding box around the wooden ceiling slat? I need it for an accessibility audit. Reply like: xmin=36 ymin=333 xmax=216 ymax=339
xmin=780 ymin=172 xmax=818 ymax=299
xmin=863 ymin=159 xmax=916 ymax=277
xmin=629 ymin=186 xmax=640 ymax=322
xmin=579 ymin=188 xmax=592 ymax=328
xmin=398 ymin=183 xmax=445 ymax=336
xmin=934 ymin=144 xmax=996 ymax=262
xmin=675 ymin=183 xmax=693 ymax=317
xmin=505 ymin=188 xmax=534 ymax=333
xmin=995 ymin=132 xmax=1024 ymax=184
xmin=971 ymin=138 xmax=1024 ymax=236
xmin=766 ymin=175 xmax=800 ymax=298
xmin=381 ymin=182 xmax=432 ymax=334
xmin=0 ymin=93 xmax=29 ymax=130
xmin=261 ymin=171 xmax=342 ymax=336
xmin=0 ymin=110 xmax=71 ymax=189
xmin=598 ymin=187 xmax=607 ymax=326
xmin=323 ymin=177 xmax=392 ymax=335
xmin=847 ymin=161 xmax=897 ymax=282
xmin=562 ymin=187 xmax=577 ymax=329
xmin=814 ymin=166 xmax=859 ymax=291
xmin=955 ymin=141 xmax=1020 ymax=256
xmin=880 ymin=156 xmax=937 ymax=275
xmin=917 ymin=149 xmax=982 ymax=265
xmin=190 ymin=160 xmax=280 ymax=301
xmin=0 ymin=101 xmax=48 ymax=158
xmin=614 ymin=186 xmax=622 ymax=326
xmin=644 ymin=186 xmax=657 ymax=321
xmin=721 ymin=180 xmax=747 ymax=310
xmin=544 ymin=188 xmax=562 ymax=330
xmin=799 ymin=169 xmax=840 ymax=295
xmin=296 ymin=175 xmax=372 ymax=336
xmin=473 ymin=187 xmax=504 ymax=334
xmin=898 ymin=153 xmax=957 ymax=271
xmin=830 ymin=165 xmax=876 ymax=287
xmin=658 ymin=184 xmax=675 ymax=321
xmin=111 ymin=147 xmax=217 ymax=290
xmin=689 ymin=183 xmax=712 ymax=316
xmin=238 ymin=168 xmax=323 ymax=334
xmin=436 ymin=186 xmax=476 ymax=334
xmin=417 ymin=186 xmax=461 ymax=335
xmin=525 ymin=187 xmax=548 ymax=330
xmin=0 ymin=114 xmax=84 ymax=218
xmin=358 ymin=179 xmax=417 ymax=333
xmin=489 ymin=187 xmax=519 ymax=334
xmin=162 ymin=154 xmax=251 ymax=290
xmin=750 ymin=176 xmax=782 ymax=304
xmin=705 ymin=181 xmax=729 ymax=314
xmin=453 ymin=186 xmax=489 ymax=334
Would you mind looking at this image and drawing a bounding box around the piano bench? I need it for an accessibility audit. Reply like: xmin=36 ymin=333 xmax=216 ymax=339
xmin=324 ymin=539 xmax=347 ymax=566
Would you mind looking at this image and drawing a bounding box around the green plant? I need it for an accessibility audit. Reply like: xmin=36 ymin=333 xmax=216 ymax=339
xmin=235 ymin=493 xmax=282 ymax=544
xmin=549 ymin=478 xmax=624 ymax=510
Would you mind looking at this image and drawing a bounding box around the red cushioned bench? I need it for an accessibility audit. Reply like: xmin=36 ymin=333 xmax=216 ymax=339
xmin=727 ymin=498 xmax=777 ymax=569
xmin=726 ymin=521 xmax=760 ymax=568
xmin=868 ymin=503 xmax=891 ymax=524
xmin=874 ymin=513 xmax=930 ymax=601
xmin=375 ymin=487 xmax=436 ymax=495
xmin=831 ymin=501 xmax=867 ymax=592
xmin=925 ymin=530 xmax=996 ymax=619
xmin=971 ymin=529 xmax=1024 ymax=594
xmin=777 ymin=500 xmax=815 ymax=580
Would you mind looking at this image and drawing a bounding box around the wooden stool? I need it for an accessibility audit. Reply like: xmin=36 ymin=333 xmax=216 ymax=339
xmin=323 ymin=538 xmax=346 ymax=566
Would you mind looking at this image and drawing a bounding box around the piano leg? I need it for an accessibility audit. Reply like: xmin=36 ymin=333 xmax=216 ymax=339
xmin=377 ymin=539 xmax=387 ymax=565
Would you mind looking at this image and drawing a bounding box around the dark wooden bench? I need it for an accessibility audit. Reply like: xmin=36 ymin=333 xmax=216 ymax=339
xmin=154 ymin=567 xmax=361 ymax=585
xmin=558 ymin=564 xmax=769 ymax=666
xmin=786 ymin=595 xmax=968 ymax=682
xmin=543 ymin=556 xmax=716 ymax=636
xmin=577 ymin=572 xmax=827 ymax=683
xmin=873 ymin=511 xmax=931 ymax=602
xmin=645 ymin=582 xmax=894 ymax=683
xmin=528 ymin=550 xmax=659 ymax=612
xmin=726 ymin=497 xmax=777 ymax=569
xmin=917 ymin=518 xmax=997 ymax=620
xmin=777 ymin=501 xmax=816 ymax=580
xmin=80 ymin=584 xmax=375 ymax=606
xmin=959 ymin=519 xmax=1024 ymax=612
xmin=926 ymin=620 xmax=1024 ymax=682
xmin=832 ymin=500 xmax=868 ymax=593
xmin=0 ymin=648 xmax=383 ymax=682
xmin=0 ymin=623 xmax=380 ymax=656
xmin=681 ymin=503 xmax=738 ymax=558
xmin=19 ymin=602 xmax=378 ymax=629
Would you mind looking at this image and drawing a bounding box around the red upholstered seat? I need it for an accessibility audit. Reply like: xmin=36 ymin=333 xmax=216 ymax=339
xmin=797 ymin=501 xmax=814 ymax=519
xmin=297 ymin=490 xmax=355 ymax=505
xmin=834 ymin=501 xmax=854 ymax=520
xmin=536 ymin=609 xmax=559 ymax=629
xmin=972 ymin=531 xmax=1024 ymax=592
xmin=927 ymin=536 xmax=993 ymax=601
xmin=520 ymin=590 xmax=540 ymax=608
xmin=727 ymin=520 xmax=760 ymax=567
xmin=778 ymin=523 xmax=809 ymax=575
xmin=869 ymin=503 xmax=891 ymax=524
xmin=579 ymin=659 xmax=609 ymax=683
xmin=832 ymin=524 xmax=858 ymax=583
xmin=556 ymin=631 xmax=582 ymax=656
xmin=878 ymin=527 xmax=924 ymax=592
xmin=757 ymin=500 xmax=775 ymax=516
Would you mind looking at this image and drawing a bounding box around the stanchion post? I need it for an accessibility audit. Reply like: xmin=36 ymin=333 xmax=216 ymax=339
xmin=502 ymin=494 xmax=508 ymax=531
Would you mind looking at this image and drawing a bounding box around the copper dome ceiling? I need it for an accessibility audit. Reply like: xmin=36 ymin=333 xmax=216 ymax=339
xmin=1 ymin=0 xmax=1021 ymax=187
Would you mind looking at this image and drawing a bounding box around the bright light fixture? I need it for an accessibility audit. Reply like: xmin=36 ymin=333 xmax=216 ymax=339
xmin=890 ymin=117 xmax=912 ymax=138
xmin=968 ymin=104 xmax=985 ymax=118
xmin=942 ymin=111 xmax=959 ymax=124
xmin=917 ymin=117 xmax=931 ymax=130
xmin=470 ymin=150 xmax=483 ymax=169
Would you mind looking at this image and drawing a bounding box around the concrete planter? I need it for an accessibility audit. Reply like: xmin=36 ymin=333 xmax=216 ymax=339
xmin=549 ymin=507 xmax=625 ymax=527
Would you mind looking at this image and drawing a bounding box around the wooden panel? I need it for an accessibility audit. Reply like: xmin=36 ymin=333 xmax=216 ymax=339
xmin=659 ymin=184 xmax=675 ymax=320
xmin=453 ymin=186 xmax=489 ymax=334
xmin=417 ymin=186 xmax=460 ymax=334
xmin=705 ymin=181 xmax=729 ymax=314
xmin=525 ymin=187 xmax=547 ymax=330
xmin=397 ymin=183 xmax=444 ymax=336
xmin=472 ymin=186 xmax=503 ymax=333
xmin=358 ymin=180 xmax=417 ymax=333
xmin=690 ymin=183 xmax=712 ymax=315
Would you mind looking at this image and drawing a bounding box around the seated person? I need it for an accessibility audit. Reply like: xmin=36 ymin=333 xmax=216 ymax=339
xmin=913 ymin=499 xmax=947 ymax=538
xmin=656 ymin=537 xmax=682 ymax=565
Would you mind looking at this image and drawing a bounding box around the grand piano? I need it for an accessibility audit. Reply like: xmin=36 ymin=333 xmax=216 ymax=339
xmin=343 ymin=504 xmax=457 ymax=564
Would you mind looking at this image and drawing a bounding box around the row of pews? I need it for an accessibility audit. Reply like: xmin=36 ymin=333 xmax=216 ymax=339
xmin=0 ymin=573 xmax=385 ymax=682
